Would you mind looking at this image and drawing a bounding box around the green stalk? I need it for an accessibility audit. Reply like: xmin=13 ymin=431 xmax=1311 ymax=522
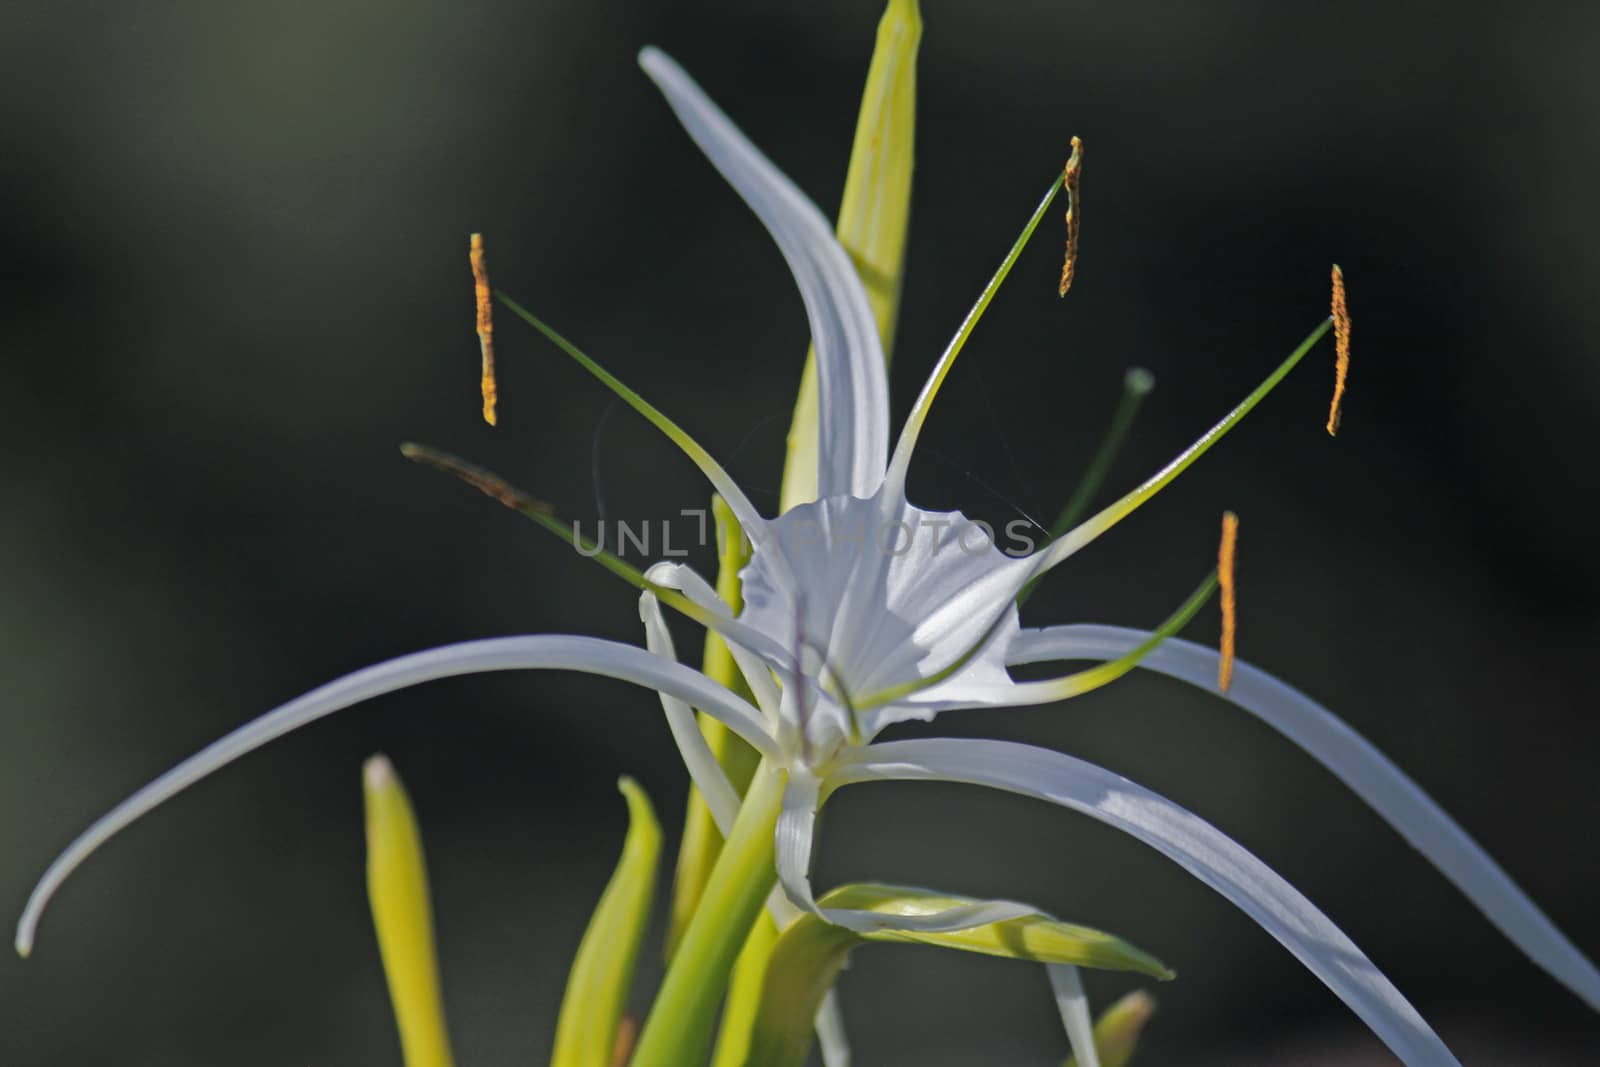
xmin=630 ymin=762 xmax=785 ymax=1067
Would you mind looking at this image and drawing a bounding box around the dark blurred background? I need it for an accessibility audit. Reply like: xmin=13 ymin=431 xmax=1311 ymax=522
xmin=3 ymin=1 xmax=1597 ymax=1063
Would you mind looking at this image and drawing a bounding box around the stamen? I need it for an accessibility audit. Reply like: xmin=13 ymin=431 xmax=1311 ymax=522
xmin=1050 ymin=366 xmax=1155 ymax=540
xmin=883 ymin=167 xmax=1066 ymax=495
xmin=1058 ymin=136 xmax=1083 ymax=298
xmin=1327 ymin=264 xmax=1351 ymax=436
xmin=494 ymin=292 xmax=766 ymax=537
xmin=401 ymin=442 xmax=550 ymax=516
xmin=400 ymin=443 xmax=796 ymax=672
xmin=1004 ymin=568 xmax=1220 ymax=704
xmin=1218 ymin=511 xmax=1238 ymax=693
xmin=1017 ymin=367 xmax=1154 ymax=608
xmin=1032 ymin=314 xmax=1334 ymax=578
xmin=401 ymin=444 xmax=691 ymax=619
xmin=471 ymin=233 xmax=497 ymax=426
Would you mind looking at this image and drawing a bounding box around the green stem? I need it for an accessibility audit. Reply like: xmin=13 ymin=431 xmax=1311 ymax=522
xmin=631 ymin=762 xmax=785 ymax=1067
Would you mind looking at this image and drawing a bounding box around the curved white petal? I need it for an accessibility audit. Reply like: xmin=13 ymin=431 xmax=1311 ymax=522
xmin=829 ymin=738 xmax=1462 ymax=1066
xmin=646 ymin=561 xmax=783 ymax=721
xmin=775 ymin=769 xmax=827 ymax=914
xmin=639 ymin=592 xmax=746 ymax=831
xmin=639 ymin=47 xmax=891 ymax=499
xmin=1047 ymin=964 xmax=1100 ymax=1067
xmin=1011 ymin=624 xmax=1600 ymax=1012
xmin=775 ymin=766 xmax=1057 ymax=936
xmin=17 ymin=634 xmax=773 ymax=957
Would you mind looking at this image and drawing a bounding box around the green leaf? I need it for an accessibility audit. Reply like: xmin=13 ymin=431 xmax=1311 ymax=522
xmin=743 ymin=883 xmax=1171 ymax=1067
xmin=630 ymin=763 xmax=783 ymax=1067
xmin=710 ymin=910 xmax=783 ymax=1067
xmin=364 ymin=755 xmax=456 ymax=1067
xmin=1062 ymin=990 xmax=1158 ymax=1067
xmin=551 ymin=778 xmax=661 ymax=1067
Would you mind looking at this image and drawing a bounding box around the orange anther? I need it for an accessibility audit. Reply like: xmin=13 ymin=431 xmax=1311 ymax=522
xmin=1058 ymin=137 xmax=1084 ymax=298
xmin=471 ymin=233 xmax=497 ymax=426
xmin=1327 ymin=264 xmax=1351 ymax=435
xmin=1218 ymin=511 xmax=1239 ymax=693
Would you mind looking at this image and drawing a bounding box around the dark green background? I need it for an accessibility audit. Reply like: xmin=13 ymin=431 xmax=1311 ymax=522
xmin=3 ymin=1 xmax=1597 ymax=1063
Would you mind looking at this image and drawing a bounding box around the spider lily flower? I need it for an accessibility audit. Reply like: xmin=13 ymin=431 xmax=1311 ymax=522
xmin=16 ymin=36 xmax=1599 ymax=1067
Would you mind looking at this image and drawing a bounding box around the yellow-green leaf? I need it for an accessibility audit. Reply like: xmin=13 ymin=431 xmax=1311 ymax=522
xmin=710 ymin=909 xmax=782 ymax=1067
xmin=552 ymin=778 xmax=662 ymax=1067
xmin=1063 ymin=990 xmax=1158 ymax=1067
xmin=742 ymin=883 xmax=1170 ymax=1067
xmin=779 ymin=0 xmax=922 ymax=513
xmin=363 ymin=754 xmax=456 ymax=1067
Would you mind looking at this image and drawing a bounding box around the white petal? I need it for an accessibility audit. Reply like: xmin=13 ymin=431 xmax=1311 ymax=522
xmin=775 ymin=768 xmax=826 ymax=915
xmin=1047 ymin=964 xmax=1100 ymax=1067
xmin=737 ymin=491 xmax=1031 ymax=734
xmin=1011 ymin=624 xmax=1600 ymax=1012
xmin=815 ymin=992 xmax=851 ymax=1067
xmin=645 ymin=561 xmax=783 ymax=722
xmin=639 ymin=592 xmax=744 ymax=833
xmin=639 ymin=47 xmax=891 ymax=499
xmin=17 ymin=634 xmax=773 ymax=957
xmin=775 ymin=765 xmax=1053 ymax=935
xmin=830 ymin=738 xmax=1462 ymax=1066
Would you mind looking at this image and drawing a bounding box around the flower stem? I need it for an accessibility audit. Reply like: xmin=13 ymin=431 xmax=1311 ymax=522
xmin=630 ymin=761 xmax=785 ymax=1067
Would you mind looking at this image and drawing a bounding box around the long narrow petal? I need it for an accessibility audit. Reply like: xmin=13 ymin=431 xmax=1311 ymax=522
xmin=364 ymin=756 xmax=456 ymax=1067
xmin=653 ymin=506 xmax=767 ymax=962
xmin=639 ymin=47 xmax=891 ymax=499
xmin=829 ymin=738 xmax=1462 ymax=1066
xmin=780 ymin=0 xmax=922 ymax=513
xmin=1011 ymin=624 xmax=1600 ymax=1011
xmin=775 ymin=769 xmax=1101 ymax=937
xmin=639 ymin=592 xmax=744 ymax=829
xmin=16 ymin=635 xmax=774 ymax=956
xmin=1048 ymin=964 xmax=1100 ymax=1067
xmin=647 ymin=562 xmax=782 ymax=721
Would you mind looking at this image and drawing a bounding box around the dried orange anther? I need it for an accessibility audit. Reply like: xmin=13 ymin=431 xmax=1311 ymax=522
xmin=400 ymin=443 xmax=551 ymax=516
xmin=1327 ymin=264 xmax=1351 ymax=435
xmin=1058 ymin=137 xmax=1084 ymax=297
xmin=470 ymin=233 xmax=497 ymax=426
xmin=1218 ymin=511 xmax=1239 ymax=693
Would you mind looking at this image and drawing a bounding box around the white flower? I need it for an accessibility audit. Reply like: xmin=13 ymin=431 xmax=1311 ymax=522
xmin=19 ymin=45 xmax=1597 ymax=1067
